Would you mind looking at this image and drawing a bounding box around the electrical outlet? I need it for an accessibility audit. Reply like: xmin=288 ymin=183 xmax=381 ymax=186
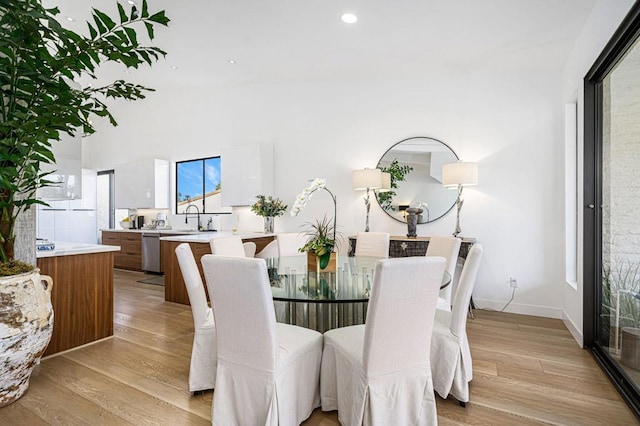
xmin=509 ymin=277 xmax=518 ymax=288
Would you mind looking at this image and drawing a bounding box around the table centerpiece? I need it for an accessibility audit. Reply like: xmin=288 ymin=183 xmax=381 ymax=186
xmin=291 ymin=178 xmax=340 ymax=272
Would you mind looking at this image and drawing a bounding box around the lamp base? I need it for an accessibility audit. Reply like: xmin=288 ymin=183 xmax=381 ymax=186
xmin=453 ymin=186 xmax=464 ymax=238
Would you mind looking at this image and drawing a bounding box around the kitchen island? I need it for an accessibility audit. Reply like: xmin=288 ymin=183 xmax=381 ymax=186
xmin=160 ymin=232 xmax=275 ymax=305
xmin=101 ymin=229 xmax=196 ymax=271
xmin=37 ymin=242 xmax=120 ymax=357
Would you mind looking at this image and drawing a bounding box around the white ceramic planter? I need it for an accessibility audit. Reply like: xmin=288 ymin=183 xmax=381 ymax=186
xmin=0 ymin=270 xmax=54 ymax=407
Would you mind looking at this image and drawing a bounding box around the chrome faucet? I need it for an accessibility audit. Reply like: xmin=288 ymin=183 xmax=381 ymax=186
xmin=184 ymin=204 xmax=201 ymax=230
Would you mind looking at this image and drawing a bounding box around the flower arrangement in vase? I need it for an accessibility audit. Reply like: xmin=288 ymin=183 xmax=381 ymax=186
xmin=291 ymin=178 xmax=340 ymax=271
xmin=251 ymin=195 xmax=287 ymax=233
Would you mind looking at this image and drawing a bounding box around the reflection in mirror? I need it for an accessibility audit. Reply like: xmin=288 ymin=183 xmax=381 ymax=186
xmin=376 ymin=136 xmax=458 ymax=224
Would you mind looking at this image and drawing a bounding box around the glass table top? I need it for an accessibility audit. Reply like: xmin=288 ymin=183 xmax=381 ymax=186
xmin=267 ymin=255 xmax=451 ymax=303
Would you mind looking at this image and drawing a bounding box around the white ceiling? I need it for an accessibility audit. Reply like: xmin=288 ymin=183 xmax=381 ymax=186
xmin=49 ymin=0 xmax=597 ymax=88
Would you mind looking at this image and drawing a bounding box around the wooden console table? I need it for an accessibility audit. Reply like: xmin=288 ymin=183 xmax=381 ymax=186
xmin=348 ymin=236 xmax=476 ymax=259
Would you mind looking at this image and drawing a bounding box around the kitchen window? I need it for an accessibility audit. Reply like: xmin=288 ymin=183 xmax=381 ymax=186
xmin=176 ymin=156 xmax=221 ymax=214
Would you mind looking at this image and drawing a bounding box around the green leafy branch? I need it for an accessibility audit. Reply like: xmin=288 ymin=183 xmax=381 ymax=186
xmin=0 ymin=0 xmax=169 ymax=263
xmin=376 ymin=159 xmax=413 ymax=211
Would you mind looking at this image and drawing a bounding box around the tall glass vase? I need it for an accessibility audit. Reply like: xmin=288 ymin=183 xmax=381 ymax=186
xmin=264 ymin=216 xmax=275 ymax=234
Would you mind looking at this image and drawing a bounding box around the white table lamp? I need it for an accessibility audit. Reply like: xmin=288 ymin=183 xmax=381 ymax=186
xmin=353 ymin=168 xmax=382 ymax=232
xmin=442 ymin=161 xmax=478 ymax=237
xmin=379 ymin=172 xmax=391 ymax=192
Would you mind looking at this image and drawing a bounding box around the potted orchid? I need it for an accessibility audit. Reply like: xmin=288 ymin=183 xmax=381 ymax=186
xmin=291 ymin=178 xmax=340 ymax=270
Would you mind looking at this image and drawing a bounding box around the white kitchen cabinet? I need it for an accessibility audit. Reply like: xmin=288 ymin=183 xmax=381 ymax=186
xmin=115 ymin=158 xmax=169 ymax=209
xmin=69 ymin=169 xmax=97 ymax=210
xmin=221 ymin=144 xmax=273 ymax=207
xmin=37 ymin=169 xmax=98 ymax=244
xmin=37 ymin=80 xmax=83 ymax=201
xmin=36 ymin=130 xmax=82 ymax=200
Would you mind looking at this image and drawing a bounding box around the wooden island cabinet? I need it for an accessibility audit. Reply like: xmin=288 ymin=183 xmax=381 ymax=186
xmin=160 ymin=232 xmax=275 ymax=305
xmin=101 ymin=230 xmax=142 ymax=271
xmin=36 ymin=243 xmax=119 ymax=356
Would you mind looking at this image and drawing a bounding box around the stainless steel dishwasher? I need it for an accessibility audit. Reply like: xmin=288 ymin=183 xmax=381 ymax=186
xmin=141 ymin=232 xmax=161 ymax=273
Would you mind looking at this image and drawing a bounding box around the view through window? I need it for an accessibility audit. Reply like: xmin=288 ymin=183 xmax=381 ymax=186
xmin=176 ymin=157 xmax=221 ymax=214
xmin=599 ymin=35 xmax=640 ymax=393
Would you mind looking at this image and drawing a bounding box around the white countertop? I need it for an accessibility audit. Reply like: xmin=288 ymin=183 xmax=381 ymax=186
xmin=159 ymin=231 xmax=273 ymax=243
xmin=36 ymin=242 xmax=121 ymax=258
xmin=102 ymin=228 xmax=201 ymax=234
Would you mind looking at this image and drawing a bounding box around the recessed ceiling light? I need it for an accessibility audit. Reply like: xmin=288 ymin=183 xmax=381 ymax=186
xmin=65 ymin=16 xmax=75 ymax=22
xmin=228 ymin=60 xmax=236 ymax=64
xmin=340 ymin=13 xmax=357 ymax=24
xmin=170 ymin=65 xmax=178 ymax=70
xmin=127 ymin=0 xmax=137 ymax=5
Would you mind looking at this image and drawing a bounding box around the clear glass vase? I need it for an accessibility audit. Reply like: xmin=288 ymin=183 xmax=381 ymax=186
xmin=264 ymin=216 xmax=275 ymax=234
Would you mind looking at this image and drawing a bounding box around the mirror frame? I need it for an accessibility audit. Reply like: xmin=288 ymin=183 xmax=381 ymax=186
xmin=375 ymin=136 xmax=459 ymax=224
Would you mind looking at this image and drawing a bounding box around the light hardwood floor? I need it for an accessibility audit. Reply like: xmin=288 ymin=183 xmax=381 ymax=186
xmin=0 ymin=269 xmax=637 ymax=425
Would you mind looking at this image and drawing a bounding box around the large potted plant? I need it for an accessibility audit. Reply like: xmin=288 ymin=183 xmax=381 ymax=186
xmin=0 ymin=0 xmax=168 ymax=407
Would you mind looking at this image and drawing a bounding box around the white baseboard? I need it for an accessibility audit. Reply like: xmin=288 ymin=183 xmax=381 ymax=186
xmin=473 ymin=298 xmax=563 ymax=319
xmin=562 ymin=311 xmax=584 ymax=347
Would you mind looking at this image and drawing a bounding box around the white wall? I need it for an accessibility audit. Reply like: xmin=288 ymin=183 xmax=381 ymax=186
xmin=83 ymin=56 xmax=573 ymax=318
xmin=561 ymin=0 xmax=636 ymax=345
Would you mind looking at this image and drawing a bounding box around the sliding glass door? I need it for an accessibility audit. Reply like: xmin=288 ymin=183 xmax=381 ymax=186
xmin=584 ymin=3 xmax=640 ymax=417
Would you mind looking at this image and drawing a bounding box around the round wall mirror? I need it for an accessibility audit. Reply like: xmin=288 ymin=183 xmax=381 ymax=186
xmin=376 ymin=136 xmax=458 ymax=224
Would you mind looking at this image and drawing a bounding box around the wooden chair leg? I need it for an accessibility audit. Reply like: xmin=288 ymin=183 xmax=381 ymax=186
xmin=468 ymin=296 xmax=476 ymax=319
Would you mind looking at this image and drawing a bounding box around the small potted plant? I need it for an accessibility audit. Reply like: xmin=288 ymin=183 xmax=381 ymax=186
xmin=251 ymin=195 xmax=288 ymax=234
xmin=299 ymin=215 xmax=338 ymax=271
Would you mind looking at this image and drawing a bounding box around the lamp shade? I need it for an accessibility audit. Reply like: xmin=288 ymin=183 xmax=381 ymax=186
xmin=377 ymin=172 xmax=391 ymax=192
xmin=442 ymin=162 xmax=478 ymax=187
xmin=352 ymin=168 xmax=382 ymax=190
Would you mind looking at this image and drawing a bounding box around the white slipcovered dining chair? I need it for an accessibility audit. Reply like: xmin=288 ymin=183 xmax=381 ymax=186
xmin=354 ymin=231 xmax=390 ymax=258
xmin=209 ymin=235 xmax=252 ymax=257
xmin=354 ymin=232 xmax=390 ymax=287
xmin=243 ymin=241 xmax=257 ymax=258
xmin=276 ymin=232 xmax=308 ymax=274
xmin=277 ymin=232 xmax=308 ymax=256
xmin=321 ymin=256 xmax=446 ymax=425
xmin=255 ymin=239 xmax=278 ymax=258
xmin=174 ymin=243 xmax=217 ymax=393
xmin=430 ymin=244 xmax=483 ymax=406
xmin=201 ymin=255 xmax=323 ymax=425
xmin=426 ymin=236 xmax=461 ymax=311
xmin=273 ymin=233 xmax=308 ymax=324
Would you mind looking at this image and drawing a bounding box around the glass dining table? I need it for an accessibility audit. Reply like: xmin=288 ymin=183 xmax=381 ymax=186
xmin=266 ymin=255 xmax=451 ymax=333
